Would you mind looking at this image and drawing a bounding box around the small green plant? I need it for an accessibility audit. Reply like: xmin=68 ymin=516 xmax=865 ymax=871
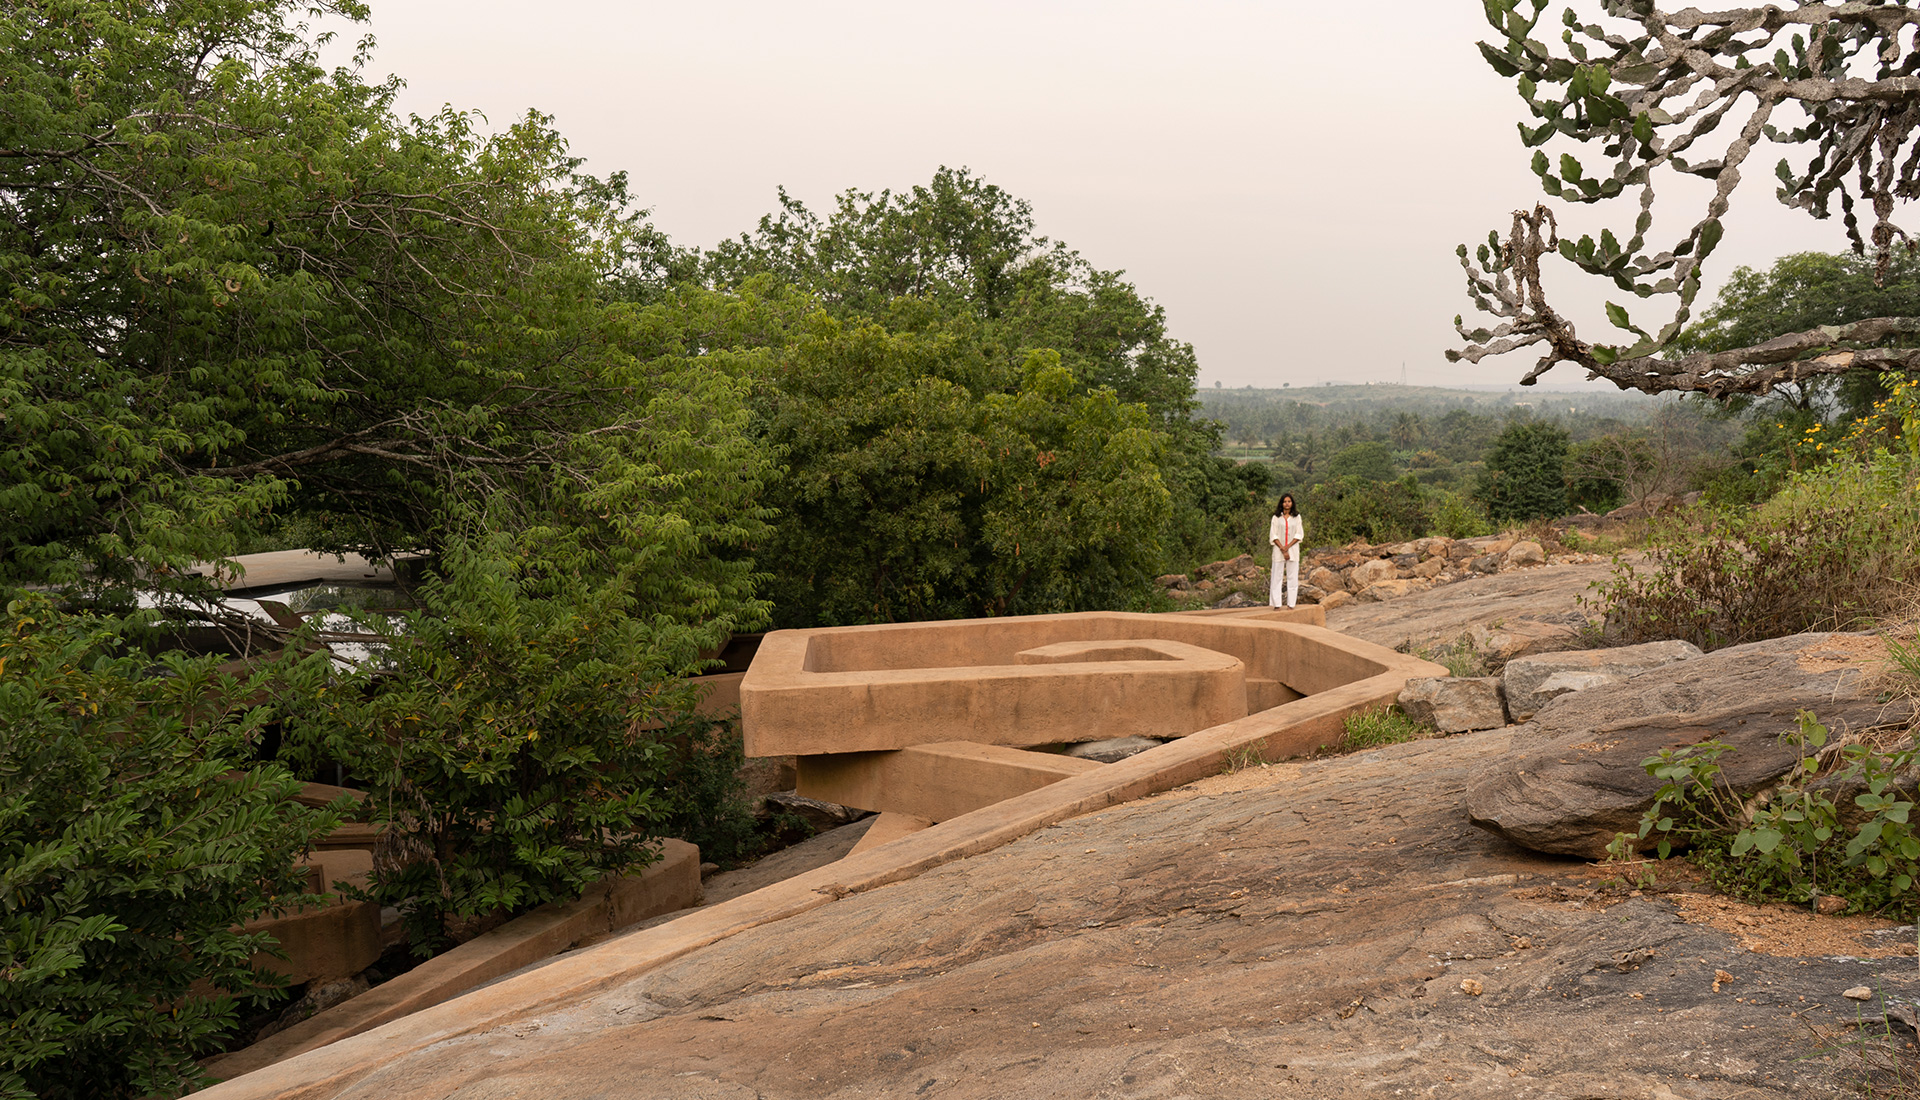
xmin=1340 ymin=706 xmax=1427 ymax=751
xmin=1222 ymin=745 xmax=1267 ymax=774
xmin=1609 ymin=710 xmax=1920 ymax=917
xmin=1413 ymin=634 xmax=1488 ymax=679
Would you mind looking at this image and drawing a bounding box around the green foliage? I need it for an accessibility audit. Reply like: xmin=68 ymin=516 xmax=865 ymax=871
xmin=1612 ymin=712 xmax=1920 ymax=917
xmin=281 ymin=505 xmax=767 ymax=953
xmin=707 ymin=167 xmax=1199 ymax=422
xmin=1325 ymin=440 xmax=1397 ymax=483
xmin=753 ymin=312 xmax=1172 ymax=626
xmin=1304 ymin=475 xmax=1433 ymax=546
xmin=1476 ymin=421 xmax=1570 ymax=523
xmin=652 ymin=719 xmax=761 ymax=870
xmin=1430 ymin=489 xmax=1493 ymax=539
xmin=5 ymin=0 xmax=777 ymax=970
xmin=0 ymin=600 xmax=338 ymax=1099
xmin=1594 ymin=455 xmax=1920 ymax=650
xmin=1 ymin=0 xmax=722 ymax=604
xmin=1673 ymin=251 xmax=1920 ymax=419
xmin=706 ymin=168 xmax=1209 ymax=619
xmin=1340 ymin=706 xmax=1426 ymax=751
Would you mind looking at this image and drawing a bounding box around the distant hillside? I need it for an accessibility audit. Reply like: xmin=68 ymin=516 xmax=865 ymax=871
xmin=1198 ymin=383 xmax=1663 ymax=422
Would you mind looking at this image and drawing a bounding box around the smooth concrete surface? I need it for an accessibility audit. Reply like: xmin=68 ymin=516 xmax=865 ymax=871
xmin=742 ymin=612 xmax=1380 ymax=757
xmin=205 ymin=839 xmax=701 ymax=1084
xmin=198 ymin=633 xmax=1443 ymax=1100
xmin=846 ymin=812 xmax=935 ymax=857
xmin=187 ymin=550 xmax=397 ymax=594
xmin=244 ymin=896 xmax=382 ymax=987
xmin=797 ymin=741 xmax=1104 ymax=823
xmin=692 ymin=670 xmax=745 ymax=718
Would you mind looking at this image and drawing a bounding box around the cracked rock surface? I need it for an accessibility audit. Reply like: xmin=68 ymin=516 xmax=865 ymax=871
xmin=320 ymin=729 xmax=1909 ymax=1099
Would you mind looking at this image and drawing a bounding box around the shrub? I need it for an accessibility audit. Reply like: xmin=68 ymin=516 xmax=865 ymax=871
xmin=1592 ymin=455 xmax=1920 ymax=650
xmin=1430 ymin=489 xmax=1493 ymax=539
xmin=1305 ymin=475 xmax=1434 ymax=545
xmin=1612 ymin=711 xmax=1920 ymax=917
xmin=282 ymin=529 xmax=715 ymax=955
xmin=0 ymin=601 xmax=337 ymax=1100
xmin=1340 ymin=706 xmax=1427 ymax=751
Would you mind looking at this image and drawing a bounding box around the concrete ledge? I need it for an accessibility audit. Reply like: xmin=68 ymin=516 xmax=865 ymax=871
xmin=199 ymin=626 xmax=1441 ymax=1100
xmin=798 ymin=741 xmax=1104 ymax=823
xmin=848 ymin=812 xmax=935 ymax=857
xmin=205 ymin=838 xmax=700 ymax=1084
xmin=744 ymin=611 xmax=1365 ymax=756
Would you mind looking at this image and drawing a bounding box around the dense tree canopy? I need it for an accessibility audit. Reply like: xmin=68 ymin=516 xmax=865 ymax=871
xmin=1453 ymin=1 xmax=1920 ymax=399
xmin=2 ymin=0 xmax=768 ymax=644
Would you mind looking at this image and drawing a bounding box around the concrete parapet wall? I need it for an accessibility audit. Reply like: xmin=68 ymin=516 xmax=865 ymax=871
xmin=744 ymin=612 xmax=1374 ymax=757
xmin=205 ymin=838 xmax=701 ymax=1085
xmin=798 ymin=741 xmax=1103 ymax=822
xmin=198 ymin=631 xmax=1443 ymax=1100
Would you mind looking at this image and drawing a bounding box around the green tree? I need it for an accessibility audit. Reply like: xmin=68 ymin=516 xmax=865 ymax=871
xmin=748 ymin=301 xmax=1170 ymax=626
xmin=3 ymin=0 xmax=773 ymax=985
xmin=1304 ymin=475 xmax=1433 ymax=545
xmin=1454 ymin=2 xmax=1920 ymax=399
xmin=706 ymin=167 xmax=1199 ymax=421
xmin=0 ymin=601 xmax=338 ymax=1099
xmin=1476 ymin=421 xmax=1570 ymax=524
xmin=705 ymin=169 xmax=1206 ymax=618
xmin=1674 ymin=251 xmax=1920 ymax=418
xmin=1326 ymin=440 xmax=1397 ymax=484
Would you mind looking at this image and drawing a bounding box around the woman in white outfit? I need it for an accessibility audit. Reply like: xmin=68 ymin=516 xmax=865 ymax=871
xmin=1269 ymin=494 xmax=1304 ymax=608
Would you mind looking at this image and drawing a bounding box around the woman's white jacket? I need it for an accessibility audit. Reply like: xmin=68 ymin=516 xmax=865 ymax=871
xmin=1269 ymin=514 xmax=1304 ymax=562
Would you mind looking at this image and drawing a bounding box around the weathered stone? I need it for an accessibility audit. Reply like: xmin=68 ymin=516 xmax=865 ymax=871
xmin=1296 ymin=583 xmax=1327 ymax=605
xmin=1413 ymin=557 xmax=1445 ymax=579
xmin=1349 ymin=558 xmax=1399 ymax=587
xmin=1307 ymin=566 xmax=1346 ymax=593
xmin=1318 ymin=589 xmax=1354 ymax=611
xmin=1358 ymin=579 xmax=1426 ymax=603
xmin=1417 ymin=537 xmax=1454 ymax=559
xmin=1503 ymin=540 xmax=1546 ymax=567
xmin=1211 ymin=591 xmax=1258 ymax=609
xmin=1470 ymin=554 xmax=1501 ymax=575
xmin=1467 ymin=633 xmax=1908 ymax=858
xmin=1198 ymin=554 xmax=1258 ymax=580
xmin=1390 ymin=553 xmax=1418 ymax=568
xmin=1064 ymin=735 xmax=1166 ymax=763
xmin=1532 ymin=670 xmax=1616 ymax=701
xmin=1502 ymin=639 xmax=1702 ymax=722
xmin=1469 ymin=615 xmax=1589 ymax=665
xmin=762 ymin=791 xmax=864 ymax=832
xmin=1383 ymin=541 xmax=1419 ymax=556
xmin=1397 ymin=676 xmax=1507 ymax=733
xmin=1154 ymin=573 xmax=1190 ymax=590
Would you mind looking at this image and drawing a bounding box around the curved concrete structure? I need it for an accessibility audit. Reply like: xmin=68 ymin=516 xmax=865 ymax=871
xmin=742 ymin=608 xmax=1332 ymax=755
xmin=199 ymin=609 xmax=1441 ymax=1098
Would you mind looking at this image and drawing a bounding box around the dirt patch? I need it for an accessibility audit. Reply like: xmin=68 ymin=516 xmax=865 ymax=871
xmin=1797 ymin=632 xmax=1889 ymax=673
xmin=1673 ymin=893 xmax=1919 ymax=959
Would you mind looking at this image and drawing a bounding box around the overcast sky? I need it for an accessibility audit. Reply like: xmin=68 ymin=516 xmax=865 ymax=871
xmin=320 ymin=1 xmax=1848 ymax=390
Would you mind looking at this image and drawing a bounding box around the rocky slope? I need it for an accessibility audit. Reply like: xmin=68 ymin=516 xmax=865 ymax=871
xmin=300 ymin=729 xmax=1913 ymax=1099
xmin=228 ymin=561 xmax=1917 ymax=1099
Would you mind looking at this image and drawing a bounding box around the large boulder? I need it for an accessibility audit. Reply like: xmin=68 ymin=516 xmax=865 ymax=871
xmin=1503 ymin=540 xmax=1546 ymax=567
xmin=1348 ymin=558 xmax=1399 ymax=588
xmin=1469 ymin=613 xmax=1591 ymax=665
xmin=1466 ymin=633 xmax=1907 ymax=858
xmin=1306 ymin=566 xmax=1346 ymax=593
xmin=1502 ymin=639 xmax=1702 ymax=721
xmin=1357 ymin=578 xmax=1426 ymax=603
xmin=1398 ymin=676 xmax=1507 ymax=733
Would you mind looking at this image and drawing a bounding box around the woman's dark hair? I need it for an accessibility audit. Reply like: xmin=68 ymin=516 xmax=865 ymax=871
xmin=1273 ymin=494 xmax=1300 ymax=518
